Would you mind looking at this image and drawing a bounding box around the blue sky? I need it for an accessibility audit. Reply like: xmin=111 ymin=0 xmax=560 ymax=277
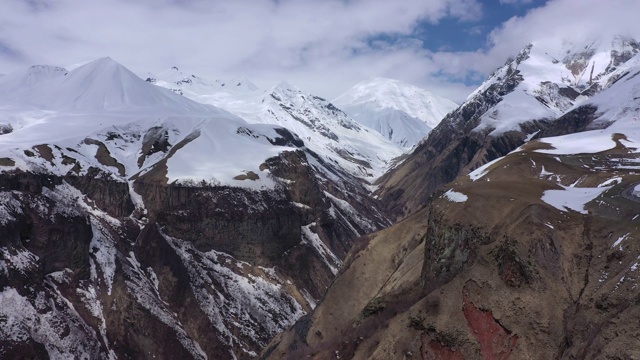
xmin=420 ymin=0 xmax=548 ymax=52
xmin=0 ymin=0 xmax=638 ymax=102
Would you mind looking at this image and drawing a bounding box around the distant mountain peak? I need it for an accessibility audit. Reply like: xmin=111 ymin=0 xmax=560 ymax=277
xmin=0 ymin=64 xmax=68 ymax=97
xmin=151 ymin=67 xmax=259 ymax=94
xmin=333 ymin=77 xmax=457 ymax=148
xmin=271 ymin=81 xmax=301 ymax=94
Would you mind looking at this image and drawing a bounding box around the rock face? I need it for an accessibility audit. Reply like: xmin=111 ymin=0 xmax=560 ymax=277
xmin=376 ymin=36 xmax=640 ymax=221
xmin=5 ymin=36 xmax=640 ymax=359
xmin=0 ymin=146 xmax=389 ymax=359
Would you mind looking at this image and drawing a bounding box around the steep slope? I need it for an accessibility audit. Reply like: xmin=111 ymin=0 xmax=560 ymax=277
xmin=333 ymin=78 xmax=458 ymax=149
xmin=265 ymin=53 xmax=640 ymax=360
xmin=376 ymin=35 xmax=640 ymax=221
xmin=150 ymin=71 xmax=404 ymax=180
xmin=0 ymin=58 xmax=389 ymax=359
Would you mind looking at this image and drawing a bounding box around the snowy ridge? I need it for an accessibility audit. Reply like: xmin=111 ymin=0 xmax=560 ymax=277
xmin=333 ymin=78 xmax=458 ymax=148
xmin=529 ymin=55 xmax=640 ymax=156
xmin=466 ymin=36 xmax=640 ymax=136
xmin=147 ymin=66 xmax=258 ymax=98
xmin=151 ymin=72 xmax=404 ymax=180
xmin=0 ymin=57 xmax=215 ymax=114
xmin=0 ymin=65 xmax=67 ymax=98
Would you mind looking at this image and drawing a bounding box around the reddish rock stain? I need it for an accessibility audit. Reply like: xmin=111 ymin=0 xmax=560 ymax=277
xmin=463 ymin=295 xmax=518 ymax=360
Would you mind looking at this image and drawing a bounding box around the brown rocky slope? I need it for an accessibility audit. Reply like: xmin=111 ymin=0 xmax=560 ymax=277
xmin=264 ymin=136 xmax=640 ymax=359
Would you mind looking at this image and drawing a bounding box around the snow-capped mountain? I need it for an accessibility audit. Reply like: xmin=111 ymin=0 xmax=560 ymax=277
xmin=150 ymin=71 xmax=404 ymax=179
xmin=376 ymin=35 xmax=640 ymax=220
xmin=332 ymin=78 xmax=458 ymax=148
xmin=468 ymin=35 xmax=640 ymax=135
xmin=0 ymin=58 xmax=390 ymax=359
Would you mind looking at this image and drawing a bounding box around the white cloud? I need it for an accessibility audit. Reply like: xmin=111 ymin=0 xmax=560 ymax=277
xmin=0 ymin=0 xmax=484 ymax=101
xmin=499 ymin=0 xmax=533 ymax=4
xmin=0 ymin=0 xmax=639 ymax=103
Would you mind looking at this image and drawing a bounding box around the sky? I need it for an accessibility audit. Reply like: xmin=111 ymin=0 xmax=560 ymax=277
xmin=1 ymin=0 xmax=639 ymax=103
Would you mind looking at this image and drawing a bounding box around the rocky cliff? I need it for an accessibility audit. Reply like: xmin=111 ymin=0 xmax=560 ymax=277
xmin=265 ymin=133 xmax=640 ymax=359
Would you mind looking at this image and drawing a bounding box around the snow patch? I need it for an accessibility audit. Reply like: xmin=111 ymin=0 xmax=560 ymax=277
xmin=469 ymin=156 xmax=504 ymax=181
xmin=612 ymin=233 xmax=630 ymax=250
xmin=541 ymin=185 xmax=611 ymax=214
xmin=443 ymin=189 xmax=468 ymax=203
xmin=599 ymin=177 xmax=622 ymax=187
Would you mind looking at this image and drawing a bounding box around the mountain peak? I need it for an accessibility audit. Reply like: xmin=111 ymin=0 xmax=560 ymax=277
xmin=0 ymin=65 xmax=68 ymax=98
xmin=333 ymin=77 xmax=455 ymax=110
xmin=333 ymin=77 xmax=458 ymax=147
xmin=271 ymin=81 xmax=300 ymax=93
xmin=0 ymin=57 xmax=216 ymax=114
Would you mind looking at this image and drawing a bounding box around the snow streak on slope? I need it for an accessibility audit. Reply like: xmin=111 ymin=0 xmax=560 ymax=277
xmin=333 ymin=78 xmax=458 ymax=148
xmin=162 ymin=230 xmax=305 ymax=353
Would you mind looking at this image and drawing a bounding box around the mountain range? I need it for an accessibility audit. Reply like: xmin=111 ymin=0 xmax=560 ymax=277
xmin=2 ymin=34 xmax=640 ymax=360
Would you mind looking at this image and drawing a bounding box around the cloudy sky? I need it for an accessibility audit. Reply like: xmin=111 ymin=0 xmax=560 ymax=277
xmin=1 ymin=0 xmax=639 ymax=102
